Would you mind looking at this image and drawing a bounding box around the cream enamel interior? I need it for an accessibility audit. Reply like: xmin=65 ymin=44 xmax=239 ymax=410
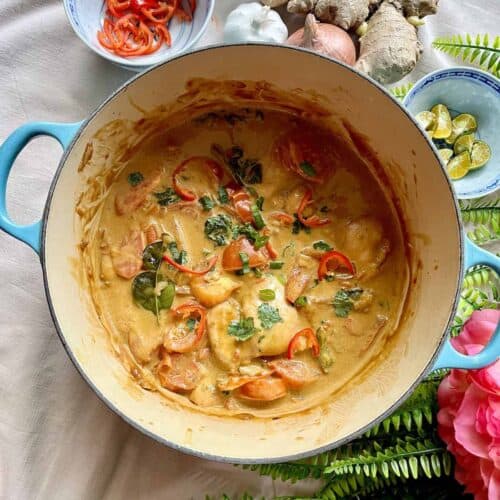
xmin=43 ymin=45 xmax=461 ymax=461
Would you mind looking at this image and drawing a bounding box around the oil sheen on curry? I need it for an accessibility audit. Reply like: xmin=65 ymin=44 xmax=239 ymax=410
xmin=92 ymin=108 xmax=409 ymax=417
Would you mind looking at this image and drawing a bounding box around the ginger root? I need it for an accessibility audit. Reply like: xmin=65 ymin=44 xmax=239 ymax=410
xmin=354 ymin=0 xmax=422 ymax=84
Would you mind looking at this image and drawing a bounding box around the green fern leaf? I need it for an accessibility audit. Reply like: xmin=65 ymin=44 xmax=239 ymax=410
xmin=432 ymin=33 xmax=500 ymax=76
xmin=390 ymin=82 xmax=414 ymax=99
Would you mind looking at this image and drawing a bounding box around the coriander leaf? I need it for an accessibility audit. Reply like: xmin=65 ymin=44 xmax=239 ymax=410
xmin=269 ymin=261 xmax=284 ymax=270
xmin=128 ymin=171 xmax=144 ymax=186
xmin=217 ymin=186 xmax=229 ymax=204
xmin=186 ymin=318 xmax=197 ymax=331
xmin=154 ymin=187 xmax=180 ymax=206
xmin=258 ymin=303 xmax=282 ymax=330
xmin=199 ymin=196 xmax=215 ymax=211
xmin=228 ymin=317 xmax=258 ymax=341
xmin=333 ymin=288 xmax=364 ymax=318
xmin=299 ymin=161 xmax=317 ymax=177
xmin=205 ymin=214 xmax=233 ymax=246
xmin=313 ymin=240 xmax=333 ymax=251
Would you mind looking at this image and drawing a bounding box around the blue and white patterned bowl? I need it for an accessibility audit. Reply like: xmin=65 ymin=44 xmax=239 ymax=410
xmin=63 ymin=0 xmax=214 ymax=72
xmin=404 ymin=67 xmax=500 ymax=199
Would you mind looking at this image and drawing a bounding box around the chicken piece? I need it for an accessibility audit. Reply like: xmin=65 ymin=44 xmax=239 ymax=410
xmin=268 ymin=359 xmax=321 ymax=388
xmin=206 ymin=299 xmax=253 ymax=370
xmin=115 ymin=170 xmax=162 ymax=216
xmin=157 ymin=352 xmax=201 ymax=392
xmin=111 ymin=230 xmax=146 ymax=279
xmin=190 ymin=275 xmax=241 ymax=308
xmin=338 ymin=216 xmax=390 ymax=279
xmin=237 ymin=376 xmax=287 ymax=401
xmin=189 ymin=379 xmax=224 ymax=407
xmin=240 ymin=276 xmax=311 ymax=357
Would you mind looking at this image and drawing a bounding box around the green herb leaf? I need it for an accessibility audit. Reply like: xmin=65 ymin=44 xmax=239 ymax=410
xmin=239 ymin=252 xmax=250 ymax=274
xmin=132 ymin=272 xmax=175 ymax=314
xmin=228 ymin=317 xmax=258 ymax=341
xmin=295 ymin=295 xmax=308 ymax=307
xmin=299 ymin=161 xmax=317 ymax=177
xmin=258 ymin=303 xmax=282 ymax=330
xmin=256 ymin=196 xmax=264 ymax=210
xmin=313 ymin=240 xmax=333 ymax=251
xmin=154 ymin=187 xmax=180 ymax=206
xmin=217 ymin=186 xmax=229 ymax=204
xmin=186 ymin=317 xmax=197 ymax=331
xmin=168 ymin=241 xmax=188 ymax=265
xmin=199 ymin=196 xmax=215 ymax=211
xmin=128 ymin=171 xmax=144 ymax=186
xmin=205 ymin=214 xmax=233 ymax=246
xmin=233 ymin=223 xmax=269 ymax=249
xmin=142 ymin=241 xmax=164 ymax=270
xmin=269 ymin=261 xmax=284 ymax=270
xmin=292 ymin=214 xmax=311 ymax=235
xmin=333 ymin=288 xmax=364 ymax=318
xmin=214 ymin=144 xmax=263 ymax=185
xmin=259 ymin=289 xmax=276 ymax=301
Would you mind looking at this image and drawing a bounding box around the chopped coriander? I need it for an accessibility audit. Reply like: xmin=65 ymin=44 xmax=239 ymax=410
xmin=295 ymin=295 xmax=308 ymax=307
xmin=154 ymin=187 xmax=180 ymax=206
xmin=199 ymin=196 xmax=215 ymax=211
xmin=128 ymin=171 xmax=144 ymax=186
xmin=269 ymin=261 xmax=284 ymax=270
xmin=313 ymin=240 xmax=333 ymax=251
xmin=258 ymin=303 xmax=282 ymax=330
xmin=217 ymin=186 xmax=229 ymax=204
xmin=292 ymin=214 xmax=311 ymax=235
xmin=204 ymin=214 xmax=232 ymax=246
xmin=299 ymin=161 xmax=317 ymax=177
xmin=228 ymin=317 xmax=258 ymax=341
xmin=259 ymin=289 xmax=276 ymax=301
xmin=251 ymin=204 xmax=265 ymax=229
xmin=239 ymin=252 xmax=250 ymax=274
xmin=186 ymin=318 xmax=197 ymax=331
xmin=333 ymin=288 xmax=364 ymax=318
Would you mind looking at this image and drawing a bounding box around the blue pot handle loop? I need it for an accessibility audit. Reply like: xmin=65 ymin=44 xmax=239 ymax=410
xmin=433 ymin=236 xmax=500 ymax=370
xmin=0 ymin=121 xmax=82 ymax=254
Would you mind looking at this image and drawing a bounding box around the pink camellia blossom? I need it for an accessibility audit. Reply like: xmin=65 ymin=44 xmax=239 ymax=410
xmin=437 ymin=309 xmax=500 ymax=500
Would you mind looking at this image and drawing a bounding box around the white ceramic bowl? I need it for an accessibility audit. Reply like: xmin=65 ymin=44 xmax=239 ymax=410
xmin=63 ymin=0 xmax=214 ymax=72
xmin=404 ymin=67 xmax=500 ymax=199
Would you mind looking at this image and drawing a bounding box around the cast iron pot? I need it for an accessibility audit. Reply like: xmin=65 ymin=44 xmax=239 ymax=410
xmin=0 ymin=45 xmax=498 ymax=463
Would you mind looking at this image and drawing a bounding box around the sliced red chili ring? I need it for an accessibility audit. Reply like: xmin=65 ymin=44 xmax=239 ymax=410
xmin=297 ymin=188 xmax=330 ymax=228
xmin=163 ymin=254 xmax=218 ymax=275
xmin=317 ymin=250 xmax=355 ymax=280
xmin=287 ymin=328 xmax=320 ymax=359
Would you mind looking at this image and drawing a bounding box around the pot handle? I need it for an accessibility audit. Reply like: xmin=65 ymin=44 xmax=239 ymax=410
xmin=433 ymin=236 xmax=500 ymax=370
xmin=0 ymin=121 xmax=82 ymax=253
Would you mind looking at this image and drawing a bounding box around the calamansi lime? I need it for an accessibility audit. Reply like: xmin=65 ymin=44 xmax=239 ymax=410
xmin=415 ymin=111 xmax=436 ymax=131
xmin=438 ymin=148 xmax=453 ymax=164
xmin=454 ymin=133 xmax=475 ymax=155
xmin=446 ymin=151 xmax=471 ymax=180
xmin=431 ymin=104 xmax=452 ymax=139
xmin=470 ymin=140 xmax=491 ymax=170
xmin=446 ymin=113 xmax=477 ymax=144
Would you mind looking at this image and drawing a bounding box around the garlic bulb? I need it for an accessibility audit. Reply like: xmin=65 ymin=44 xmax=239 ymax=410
xmin=224 ymin=3 xmax=288 ymax=44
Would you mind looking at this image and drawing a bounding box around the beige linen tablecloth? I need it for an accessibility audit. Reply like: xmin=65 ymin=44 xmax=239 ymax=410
xmin=0 ymin=1 xmax=498 ymax=499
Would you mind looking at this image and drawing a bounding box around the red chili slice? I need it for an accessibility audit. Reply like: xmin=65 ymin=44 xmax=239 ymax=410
xmin=163 ymin=254 xmax=218 ymax=275
xmin=317 ymin=250 xmax=355 ymax=280
xmin=287 ymin=328 xmax=320 ymax=359
xmin=297 ymin=188 xmax=330 ymax=228
xmin=172 ymin=156 xmax=224 ymax=201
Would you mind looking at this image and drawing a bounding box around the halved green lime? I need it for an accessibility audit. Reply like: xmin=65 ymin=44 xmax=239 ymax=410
xmin=454 ymin=133 xmax=475 ymax=155
xmin=447 ymin=151 xmax=471 ymax=180
xmin=431 ymin=104 xmax=452 ymax=139
xmin=438 ymin=148 xmax=453 ymax=164
xmin=446 ymin=113 xmax=477 ymax=144
xmin=470 ymin=140 xmax=491 ymax=169
xmin=415 ymin=111 xmax=436 ymax=131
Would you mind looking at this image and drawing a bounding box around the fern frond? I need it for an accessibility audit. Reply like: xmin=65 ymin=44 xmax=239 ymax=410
xmin=463 ymin=264 xmax=500 ymax=290
xmin=390 ymin=82 xmax=414 ymax=99
xmin=242 ymin=461 xmax=325 ymax=483
xmin=323 ymin=436 xmax=451 ymax=481
xmin=432 ymin=34 xmax=500 ymax=76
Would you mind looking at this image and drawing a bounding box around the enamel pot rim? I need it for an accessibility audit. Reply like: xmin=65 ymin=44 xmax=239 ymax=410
xmin=38 ymin=43 xmax=464 ymax=464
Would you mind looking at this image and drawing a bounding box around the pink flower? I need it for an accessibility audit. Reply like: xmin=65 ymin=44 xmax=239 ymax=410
xmin=437 ymin=309 xmax=500 ymax=500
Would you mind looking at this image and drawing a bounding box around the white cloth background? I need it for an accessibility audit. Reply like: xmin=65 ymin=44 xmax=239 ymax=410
xmin=0 ymin=1 xmax=498 ymax=499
